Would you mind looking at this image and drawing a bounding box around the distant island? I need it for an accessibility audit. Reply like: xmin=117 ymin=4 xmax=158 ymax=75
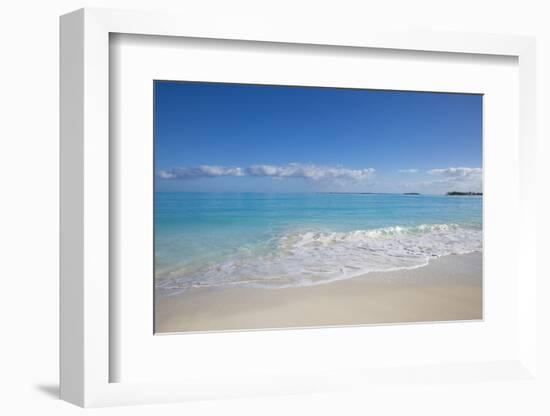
xmin=320 ymin=192 xmax=386 ymax=195
xmin=446 ymin=191 xmax=482 ymax=196
xmin=403 ymin=192 xmax=420 ymax=195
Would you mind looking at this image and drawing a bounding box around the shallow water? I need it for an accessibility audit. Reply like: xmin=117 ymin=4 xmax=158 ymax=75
xmin=155 ymin=192 xmax=482 ymax=295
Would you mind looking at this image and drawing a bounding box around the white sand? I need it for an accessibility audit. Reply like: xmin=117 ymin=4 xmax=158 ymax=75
xmin=155 ymin=252 xmax=482 ymax=333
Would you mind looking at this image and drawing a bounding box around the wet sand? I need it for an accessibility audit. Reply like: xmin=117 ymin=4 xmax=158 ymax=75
xmin=155 ymin=252 xmax=482 ymax=333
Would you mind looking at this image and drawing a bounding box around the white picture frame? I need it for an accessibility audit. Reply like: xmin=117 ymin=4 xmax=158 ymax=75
xmin=60 ymin=7 xmax=537 ymax=407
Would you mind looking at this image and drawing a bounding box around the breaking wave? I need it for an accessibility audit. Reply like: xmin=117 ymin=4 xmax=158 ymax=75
xmin=156 ymin=223 xmax=482 ymax=295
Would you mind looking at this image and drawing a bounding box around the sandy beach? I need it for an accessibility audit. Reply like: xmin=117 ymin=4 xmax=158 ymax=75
xmin=155 ymin=251 xmax=482 ymax=333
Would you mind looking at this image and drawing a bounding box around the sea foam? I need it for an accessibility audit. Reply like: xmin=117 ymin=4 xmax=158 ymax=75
xmin=156 ymin=223 xmax=481 ymax=295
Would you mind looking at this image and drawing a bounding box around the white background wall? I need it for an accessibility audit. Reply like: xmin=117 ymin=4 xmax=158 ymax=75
xmin=0 ymin=0 xmax=548 ymax=414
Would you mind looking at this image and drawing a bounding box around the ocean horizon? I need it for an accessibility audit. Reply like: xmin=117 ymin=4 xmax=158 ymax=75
xmin=154 ymin=190 xmax=481 ymax=195
xmin=155 ymin=192 xmax=482 ymax=295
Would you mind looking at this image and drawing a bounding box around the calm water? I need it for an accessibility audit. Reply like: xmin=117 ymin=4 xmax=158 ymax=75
xmin=155 ymin=193 xmax=482 ymax=295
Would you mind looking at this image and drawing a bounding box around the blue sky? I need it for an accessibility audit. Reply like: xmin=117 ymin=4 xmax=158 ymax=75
xmin=155 ymin=81 xmax=482 ymax=194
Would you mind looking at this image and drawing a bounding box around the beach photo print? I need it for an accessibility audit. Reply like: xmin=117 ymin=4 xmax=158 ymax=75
xmin=154 ymin=81 xmax=483 ymax=333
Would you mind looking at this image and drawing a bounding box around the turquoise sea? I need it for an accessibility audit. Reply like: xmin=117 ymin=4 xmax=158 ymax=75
xmin=155 ymin=193 xmax=482 ymax=295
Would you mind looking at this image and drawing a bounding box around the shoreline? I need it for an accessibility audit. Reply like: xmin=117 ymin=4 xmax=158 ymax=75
xmin=155 ymin=251 xmax=482 ymax=333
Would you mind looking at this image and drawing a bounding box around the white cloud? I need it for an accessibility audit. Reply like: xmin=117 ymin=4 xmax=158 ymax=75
xmin=158 ymin=163 xmax=375 ymax=181
xmin=157 ymin=165 xmax=245 ymax=179
xmin=427 ymin=167 xmax=482 ymax=177
xmin=425 ymin=166 xmax=482 ymax=192
xmin=398 ymin=169 xmax=419 ymax=173
xmin=246 ymin=164 xmax=375 ymax=181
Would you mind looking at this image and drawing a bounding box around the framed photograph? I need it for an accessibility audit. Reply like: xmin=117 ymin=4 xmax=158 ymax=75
xmin=60 ymin=8 xmax=538 ymax=407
